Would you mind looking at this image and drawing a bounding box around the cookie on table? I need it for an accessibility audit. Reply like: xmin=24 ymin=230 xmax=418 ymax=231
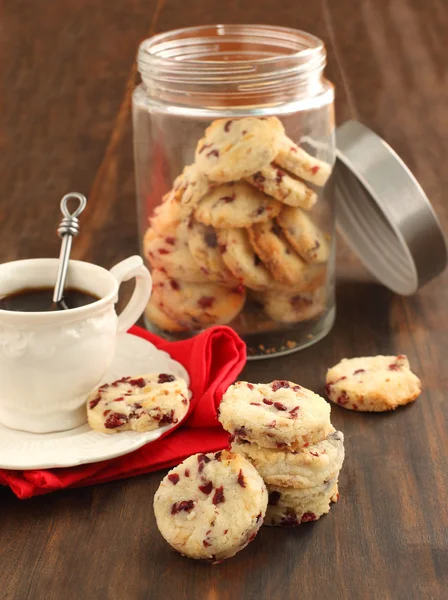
xmin=195 ymin=117 xmax=285 ymax=183
xmin=173 ymin=164 xmax=212 ymax=218
xmin=154 ymin=450 xmax=267 ymax=562
xmin=219 ymin=380 xmax=332 ymax=451
xmin=265 ymin=479 xmax=339 ymax=527
xmin=217 ymin=228 xmax=273 ymax=291
xmin=87 ymin=373 xmax=189 ymax=434
xmin=195 ymin=181 xmax=281 ymax=229
xmin=231 ymin=430 xmax=344 ymax=489
xmin=274 ymin=136 xmax=332 ymax=187
xmin=245 ymin=164 xmax=317 ymax=211
xmin=186 ymin=220 xmax=238 ymax=285
xmin=143 ymin=222 xmax=209 ymax=283
xmin=248 ymin=221 xmax=327 ymax=289
xmin=277 ymin=205 xmax=330 ymax=264
xmin=144 ymin=295 xmax=187 ymax=333
xmin=150 ymin=190 xmax=182 ymax=235
xmin=151 ymin=268 xmax=246 ymax=330
xmin=253 ymin=286 xmax=327 ymax=323
xmin=325 ymin=355 xmax=422 ymax=411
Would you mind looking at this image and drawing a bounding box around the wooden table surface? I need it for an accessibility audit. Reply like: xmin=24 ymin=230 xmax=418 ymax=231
xmin=1 ymin=1 xmax=447 ymax=599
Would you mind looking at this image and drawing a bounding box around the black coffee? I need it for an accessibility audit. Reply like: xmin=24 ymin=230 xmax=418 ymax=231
xmin=0 ymin=287 xmax=100 ymax=312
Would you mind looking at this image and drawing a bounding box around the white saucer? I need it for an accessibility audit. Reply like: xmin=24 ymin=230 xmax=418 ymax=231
xmin=0 ymin=333 xmax=191 ymax=470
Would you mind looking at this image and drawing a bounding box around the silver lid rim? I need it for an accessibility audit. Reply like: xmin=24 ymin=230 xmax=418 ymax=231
xmin=335 ymin=120 xmax=447 ymax=295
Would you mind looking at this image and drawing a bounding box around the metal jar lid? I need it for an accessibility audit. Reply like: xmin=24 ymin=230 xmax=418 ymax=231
xmin=333 ymin=120 xmax=447 ymax=295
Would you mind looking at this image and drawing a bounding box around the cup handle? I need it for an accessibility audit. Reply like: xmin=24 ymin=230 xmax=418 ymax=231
xmin=109 ymin=256 xmax=152 ymax=334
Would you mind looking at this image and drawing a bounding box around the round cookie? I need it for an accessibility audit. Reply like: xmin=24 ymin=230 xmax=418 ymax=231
xmin=274 ymin=136 xmax=332 ymax=187
xmin=173 ymin=164 xmax=212 ymax=218
xmin=217 ymin=228 xmax=273 ymax=291
xmin=195 ymin=181 xmax=281 ymax=229
xmin=248 ymin=221 xmax=327 ymax=289
xmin=195 ymin=117 xmax=285 ymax=183
xmin=87 ymin=373 xmax=189 ymax=434
xmin=218 ymin=380 xmax=332 ymax=451
xmin=144 ymin=296 xmax=187 ymax=333
xmin=154 ymin=450 xmax=267 ymax=562
xmin=277 ymin=205 xmax=330 ymax=264
xmin=151 ymin=268 xmax=246 ymax=330
xmin=325 ymin=355 xmax=422 ymax=412
xmin=143 ymin=223 xmax=209 ymax=283
xmin=150 ymin=190 xmax=182 ymax=235
xmin=187 ymin=220 xmax=238 ymax=285
xmin=245 ymin=164 xmax=317 ymax=211
xmin=253 ymin=286 xmax=327 ymax=323
xmin=265 ymin=479 xmax=339 ymax=527
xmin=231 ymin=430 xmax=344 ymax=489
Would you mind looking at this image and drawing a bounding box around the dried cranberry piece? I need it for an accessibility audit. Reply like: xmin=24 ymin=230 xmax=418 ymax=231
xmin=256 ymin=513 xmax=262 ymax=523
xmin=206 ymin=149 xmax=220 ymax=158
xmin=301 ymin=512 xmax=317 ymax=522
xmin=267 ymin=420 xmax=277 ymax=428
xmin=198 ymin=481 xmax=213 ymax=495
xmin=263 ymin=399 xmax=273 ymax=406
xmin=268 ymin=491 xmax=281 ymax=506
xmin=171 ymin=500 xmax=195 ymax=515
xmin=197 ymin=454 xmax=211 ymax=472
xmin=309 ymin=451 xmax=319 ymax=457
xmin=352 ymin=403 xmax=359 ymax=410
xmin=184 ymin=469 xmax=190 ymax=477
xmin=276 ymin=441 xmax=287 ymax=449
xmin=158 ymin=248 xmax=170 ymax=255
xmin=212 ymin=486 xmax=225 ymax=505
xmin=198 ymin=296 xmax=215 ymax=309
xmin=232 ymin=284 xmax=245 ymax=295
xmin=103 ymin=409 xmax=111 ymax=416
xmin=310 ymin=165 xmax=320 ymax=175
xmin=158 ymin=373 xmax=175 ymax=384
xmin=274 ymin=402 xmax=287 ymax=411
xmin=280 ymin=513 xmax=300 ymax=527
xmin=214 ymin=451 xmax=222 ymax=461
xmin=325 ymin=383 xmax=332 ymax=397
xmin=247 ymin=383 xmax=254 ymax=390
xmin=159 ymin=410 xmax=178 ymax=425
xmin=250 ymin=402 xmax=261 ymax=406
xmin=182 ymin=396 xmax=188 ymax=405
xmin=203 ymin=539 xmax=211 ymax=548
xmin=105 ymin=413 xmax=128 ymax=429
xmin=252 ymin=172 xmax=266 ymax=185
xmin=129 ymin=377 xmax=146 ymax=388
xmin=204 ymin=230 xmax=218 ymax=248
xmin=353 ymin=369 xmax=365 ymax=375
xmin=111 ymin=376 xmax=131 ymax=387
xmin=220 ymin=192 xmax=236 ymax=203
xmin=133 ymin=403 xmax=142 ymax=409
xmin=112 ymin=396 xmax=124 ymax=403
xmin=224 ymin=120 xmax=232 ymax=132
xmin=237 ymin=470 xmax=246 ymax=487
xmin=223 ymin=529 xmax=228 ymax=535
xmin=218 ymin=243 xmax=227 ymax=254
xmin=89 ymin=396 xmax=101 ymax=410
xmin=170 ymin=279 xmax=180 ymax=291
xmin=271 ymin=380 xmax=290 ymax=392
xmin=198 ymin=143 xmax=212 ymax=154
xmin=289 ymin=406 xmax=300 ymax=418
xmin=165 ymin=236 xmax=176 ymax=245
xmin=337 ymin=392 xmax=350 ymax=406
xmin=388 ymin=362 xmax=401 ymax=371
xmin=168 ymin=473 xmax=180 ymax=485
xmin=275 ymin=169 xmax=284 ymax=184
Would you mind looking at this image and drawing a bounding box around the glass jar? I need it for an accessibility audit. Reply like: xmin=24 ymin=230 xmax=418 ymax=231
xmin=133 ymin=25 xmax=336 ymax=358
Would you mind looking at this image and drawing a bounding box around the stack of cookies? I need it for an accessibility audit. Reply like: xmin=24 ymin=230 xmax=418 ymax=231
xmin=143 ymin=116 xmax=332 ymax=333
xmin=218 ymin=380 xmax=344 ymax=526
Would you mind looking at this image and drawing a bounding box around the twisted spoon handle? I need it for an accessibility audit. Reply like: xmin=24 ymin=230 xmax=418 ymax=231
xmin=53 ymin=193 xmax=87 ymax=304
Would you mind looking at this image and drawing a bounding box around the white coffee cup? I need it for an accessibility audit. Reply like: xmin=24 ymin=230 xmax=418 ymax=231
xmin=0 ymin=256 xmax=152 ymax=433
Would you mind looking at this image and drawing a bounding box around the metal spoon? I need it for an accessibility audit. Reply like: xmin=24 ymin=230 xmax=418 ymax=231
xmin=53 ymin=193 xmax=87 ymax=310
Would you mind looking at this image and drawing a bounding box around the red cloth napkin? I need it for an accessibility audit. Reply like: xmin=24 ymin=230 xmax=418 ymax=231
xmin=0 ymin=325 xmax=246 ymax=499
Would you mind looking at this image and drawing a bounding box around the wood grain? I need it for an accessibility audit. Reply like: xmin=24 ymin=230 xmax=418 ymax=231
xmin=0 ymin=1 xmax=447 ymax=599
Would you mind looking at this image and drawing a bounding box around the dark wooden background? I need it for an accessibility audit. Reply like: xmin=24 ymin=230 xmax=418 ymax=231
xmin=1 ymin=1 xmax=447 ymax=599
